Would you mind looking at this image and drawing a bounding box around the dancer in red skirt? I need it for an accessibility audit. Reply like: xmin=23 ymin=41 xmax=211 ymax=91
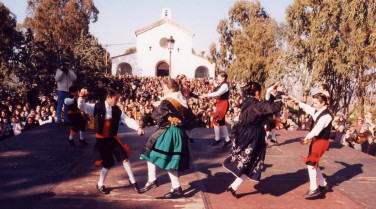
xmin=294 ymin=93 xmax=332 ymax=198
xmin=202 ymin=71 xmax=231 ymax=148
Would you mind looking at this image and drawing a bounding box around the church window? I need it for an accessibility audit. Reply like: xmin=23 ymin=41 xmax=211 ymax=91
xmin=159 ymin=37 xmax=168 ymax=49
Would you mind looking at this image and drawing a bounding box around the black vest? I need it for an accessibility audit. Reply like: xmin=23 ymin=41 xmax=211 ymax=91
xmin=94 ymin=102 xmax=121 ymax=137
xmin=213 ymin=82 xmax=229 ymax=100
xmin=314 ymin=108 xmax=332 ymax=140
xmin=40 ymin=116 xmax=50 ymax=121
xmin=67 ymin=95 xmax=78 ymax=112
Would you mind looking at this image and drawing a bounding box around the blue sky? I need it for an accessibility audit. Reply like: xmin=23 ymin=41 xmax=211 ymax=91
xmin=3 ymin=0 xmax=294 ymax=57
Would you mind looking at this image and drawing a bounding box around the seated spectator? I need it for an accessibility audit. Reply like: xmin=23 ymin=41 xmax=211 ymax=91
xmin=19 ymin=111 xmax=27 ymax=125
xmin=355 ymin=116 xmax=365 ymax=134
xmin=334 ymin=124 xmax=345 ymax=144
xmin=0 ymin=123 xmax=4 ymax=140
xmin=24 ymin=117 xmax=40 ymax=131
xmin=342 ymin=127 xmax=357 ymax=148
xmin=286 ymin=119 xmax=299 ymax=131
xmin=12 ymin=119 xmax=23 ymax=136
xmin=2 ymin=118 xmax=13 ymax=137
xmin=1 ymin=110 xmax=9 ymax=123
xmin=361 ymin=135 xmax=376 ymax=156
xmin=358 ymin=124 xmax=372 ymax=144
xmin=364 ymin=112 xmax=375 ymax=136
xmin=51 ymin=110 xmax=57 ymax=123
xmin=39 ymin=110 xmax=53 ymax=125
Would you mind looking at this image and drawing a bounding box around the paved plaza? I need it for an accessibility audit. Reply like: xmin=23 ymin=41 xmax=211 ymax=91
xmin=1 ymin=124 xmax=375 ymax=209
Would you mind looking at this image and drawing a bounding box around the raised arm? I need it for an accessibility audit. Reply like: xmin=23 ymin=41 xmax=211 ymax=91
xmin=299 ymin=102 xmax=315 ymax=116
xmin=206 ymin=83 xmax=228 ymax=97
xmin=77 ymin=97 xmax=95 ymax=116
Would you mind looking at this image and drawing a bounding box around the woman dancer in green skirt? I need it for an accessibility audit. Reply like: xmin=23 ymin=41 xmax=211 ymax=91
xmin=139 ymin=78 xmax=196 ymax=199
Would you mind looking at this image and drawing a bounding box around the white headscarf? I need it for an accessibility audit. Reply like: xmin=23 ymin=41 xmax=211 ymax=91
xmin=153 ymin=91 xmax=188 ymax=108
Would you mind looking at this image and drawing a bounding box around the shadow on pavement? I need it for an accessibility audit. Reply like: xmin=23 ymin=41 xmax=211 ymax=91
xmin=325 ymin=161 xmax=363 ymax=186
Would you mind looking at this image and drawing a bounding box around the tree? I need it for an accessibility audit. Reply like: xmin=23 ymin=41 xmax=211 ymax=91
xmin=17 ymin=29 xmax=59 ymax=97
xmin=124 ymin=47 xmax=137 ymax=55
xmin=339 ymin=0 xmax=376 ymax=114
xmin=216 ymin=0 xmax=280 ymax=83
xmin=0 ymin=3 xmax=23 ymax=86
xmin=208 ymin=43 xmax=220 ymax=76
xmin=285 ymin=0 xmax=376 ymax=114
xmin=17 ymin=0 xmax=103 ymax=96
xmin=24 ymin=0 xmax=99 ymax=59
xmin=72 ymin=32 xmax=108 ymax=91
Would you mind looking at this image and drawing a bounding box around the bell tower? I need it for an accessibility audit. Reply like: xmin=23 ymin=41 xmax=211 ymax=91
xmin=161 ymin=8 xmax=171 ymax=19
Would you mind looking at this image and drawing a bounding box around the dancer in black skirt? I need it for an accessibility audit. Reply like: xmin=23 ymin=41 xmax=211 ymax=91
xmin=223 ymin=82 xmax=284 ymax=198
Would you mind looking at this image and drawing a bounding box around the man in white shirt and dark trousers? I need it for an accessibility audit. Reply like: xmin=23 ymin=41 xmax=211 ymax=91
xmin=294 ymin=93 xmax=332 ymax=199
xmin=78 ymin=83 xmax=145 ymax=195
xmin=202 ymin=71 xmax=231 ymax=148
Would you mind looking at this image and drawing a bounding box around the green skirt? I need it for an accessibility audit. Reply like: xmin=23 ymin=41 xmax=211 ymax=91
xmin=141 ymin=125 xmax=190 ymax=171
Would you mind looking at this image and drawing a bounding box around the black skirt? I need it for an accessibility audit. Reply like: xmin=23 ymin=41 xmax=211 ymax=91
xmin=223 ymin=125 xmax=266 ymax=181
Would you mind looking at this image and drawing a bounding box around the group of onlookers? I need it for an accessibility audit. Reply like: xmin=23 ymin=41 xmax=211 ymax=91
xmin=330 ymin=113 xmax=376 ymax=156
xmin=1 ymin=74 xmax=375 ymax=157
xmin=0 ymin=90 xmax=58 ymax=140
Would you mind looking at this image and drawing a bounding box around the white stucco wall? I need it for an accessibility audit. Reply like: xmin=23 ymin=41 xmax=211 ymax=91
xmin=136 ymin=21 xmax=193 ymax=78
xmin=110 ymin=11 xmax=215 ymax=79
xmin=111 ymin=53 xmax=140 ymax=75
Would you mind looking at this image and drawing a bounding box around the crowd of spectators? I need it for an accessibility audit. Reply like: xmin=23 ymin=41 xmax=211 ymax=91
xmin=331 ymin=112 xmax=376 ymax=156
xmin=1 ymin=74 xmax=375 ymax=157
xmin=0 ymin=89 xmax=57 ymax=140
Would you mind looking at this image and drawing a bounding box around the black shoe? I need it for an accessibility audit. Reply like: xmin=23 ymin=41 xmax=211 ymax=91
xmin=79 ymin=139 xmax=88 ymax=145
xmin=96 ymin=184 xmax=110 ymax=195
xmin=129 ymin=180 xmax=140 ymax=193
xmin=188 ymin=137 xmax=195 ymax=143
xmin=222 ymin=140 xmax=231 ymax=148
xmin=140 ymin=180 xmax=158 ymax=193
xmin=68 ymin=139 xmax=75 ymax=146
xmin=56 ymin=123 xmax=63 ymax=128
xmin=303 ymin=188 xmax=320 ymax=198
xmin=211 ymin=140 xmax=221 ymax=146
xmin=162 ymin=187 xmax=184 ymax=199
xmin=318 ymin=184 xmax=328 ymax=192
xmin=226 ymin=186 xmax=239 ymax=198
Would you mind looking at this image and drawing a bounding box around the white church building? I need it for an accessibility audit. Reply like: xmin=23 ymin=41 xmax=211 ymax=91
xmin=111 ymin=8 xmax=215 ymax=78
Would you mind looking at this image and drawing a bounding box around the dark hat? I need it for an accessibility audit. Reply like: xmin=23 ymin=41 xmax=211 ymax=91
xmin=108 ymin=81 xmax=123 ymax=94
xmin=69 ymin=86 xmax=79 ymax=93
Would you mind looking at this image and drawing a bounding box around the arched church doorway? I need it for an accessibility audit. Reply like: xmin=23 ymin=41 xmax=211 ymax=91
xmin=195 ymin=66 xmax=209 ymax=78
xmin=156 ymin=61 xmax=169 ymax=77
xmin=116 ymin=62 xmax=132 ymax=75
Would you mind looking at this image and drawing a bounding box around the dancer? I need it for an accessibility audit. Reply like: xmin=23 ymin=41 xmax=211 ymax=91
xmin=93 ymin=77 xmax=110 ymax=103
xmin=139 ymin=78 xmax=195 ymax=199
xmin=293 ymin=93 xmax=332 ymax=198
xmin=264 ymin=82 xmax=279 ymax=145
xmin=78 ymin=83 xmax=144 ymax=195
xmin=223 ymin=82 xmax=284 ymax=198
xmin=177 ymin=74 xmax=199 ymax=143
xmin=202 ymin=71 xmax=231 ymax=148
xmin=64 ymin=86 xmax=88 ymax=146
